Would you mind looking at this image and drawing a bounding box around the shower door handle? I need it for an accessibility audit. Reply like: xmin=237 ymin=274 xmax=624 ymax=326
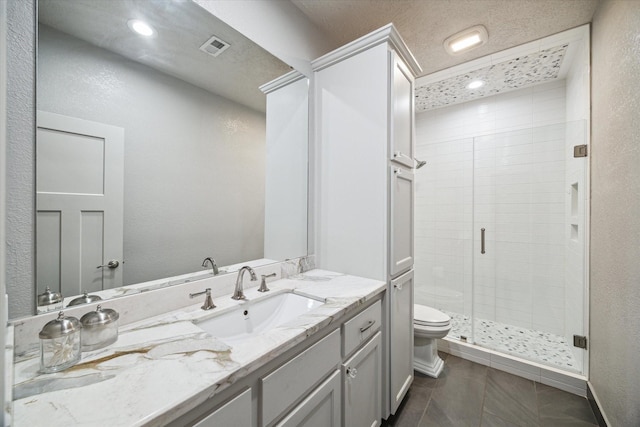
xmin=481 ymin=228 xmax=486 ymax=254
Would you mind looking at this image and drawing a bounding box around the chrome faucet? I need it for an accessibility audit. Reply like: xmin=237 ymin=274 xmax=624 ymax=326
xmin=190 ymin=288 xmax=216 ymax=310
xmin=202 ymin=257 xmax=219 ymax=275
xmin=232 ymin=266 xmax=257 ymax=300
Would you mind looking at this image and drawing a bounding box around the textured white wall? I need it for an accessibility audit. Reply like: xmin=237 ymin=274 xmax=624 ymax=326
xmin=6 ymin=0 xmax=35 ymax=319
xmin=590 ymin=1 xmax=640 ymax=425
xmin=38 ymin=26 xmax=266 ymax=287
xmin=415 ymin=80 xmax=570 ymax=336
xmin=1 ymin=0 xmax=8 ymax=419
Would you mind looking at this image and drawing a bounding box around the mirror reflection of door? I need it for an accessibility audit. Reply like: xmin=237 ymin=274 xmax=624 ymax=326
xmin=36 ymin=111 xmax=124 ymax=297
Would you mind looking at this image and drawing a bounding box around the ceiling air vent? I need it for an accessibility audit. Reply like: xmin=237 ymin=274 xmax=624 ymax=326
xmin=199 ymin=35 xmax=230 ymax=57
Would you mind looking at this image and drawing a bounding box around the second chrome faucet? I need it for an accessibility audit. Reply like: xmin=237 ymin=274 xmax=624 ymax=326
xmin=202 ymin=257 xmax=219 ymax=275
xmin=232 ymin=266 xmax=257 ymax=300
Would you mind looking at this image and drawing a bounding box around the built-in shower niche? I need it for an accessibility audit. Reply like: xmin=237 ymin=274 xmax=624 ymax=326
xmin=571 ymin=182 xmax=579 ymax=241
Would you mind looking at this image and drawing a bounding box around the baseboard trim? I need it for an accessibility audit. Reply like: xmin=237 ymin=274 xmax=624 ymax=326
xmin=587 ymin=382 xmax=609 ymax=427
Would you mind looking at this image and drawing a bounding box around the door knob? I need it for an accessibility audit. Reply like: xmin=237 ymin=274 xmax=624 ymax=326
xmin=97 ymin=260 xmax=119 ymax=269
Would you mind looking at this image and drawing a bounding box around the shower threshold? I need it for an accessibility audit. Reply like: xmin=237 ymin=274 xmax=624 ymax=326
xmin=442 ymin=311 xmax=580 ymax=373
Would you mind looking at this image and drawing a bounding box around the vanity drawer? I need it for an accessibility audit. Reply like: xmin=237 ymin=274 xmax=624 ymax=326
xmin=342 ymin=300 xmax=382 ymax=357
xmin=262 ymin=329 xmax=341 ymax=426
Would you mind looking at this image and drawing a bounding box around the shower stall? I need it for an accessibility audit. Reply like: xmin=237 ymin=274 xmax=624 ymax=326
xmin=414 ymin=120 xmax=588 ymax=376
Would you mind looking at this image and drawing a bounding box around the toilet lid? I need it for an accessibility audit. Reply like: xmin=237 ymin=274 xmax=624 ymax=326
xmin=414 ymin=304 xmax=450 ymax=326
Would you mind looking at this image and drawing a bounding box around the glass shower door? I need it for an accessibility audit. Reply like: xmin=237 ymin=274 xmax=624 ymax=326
xmin=472 ymin=122 xmax=588 ymax=375
xmin=413 ymin=137 xmax=473 ymax=342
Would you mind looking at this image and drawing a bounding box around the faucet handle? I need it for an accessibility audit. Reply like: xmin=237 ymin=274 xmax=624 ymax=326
xmin=189 ymin=288 xmax=216 ymax=310
xmin=258 ymin=273 xmax=277 ymax=293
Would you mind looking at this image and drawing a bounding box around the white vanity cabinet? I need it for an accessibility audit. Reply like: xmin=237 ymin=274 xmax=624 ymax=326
xmin=313 ymin=24 xmax=420 ymax=419
xmin=342 ymin=332 xmax=382 ymax=427
xmin=390 ymin=270 xmax=414 ymax=413
xmin=390 ymin=52 xmax=416 ymax=169
xmin=262 ymin=330 xmax=341 ymax=426
xmin=276 ymin=371 xmax=341 ymax=427
xmin=390 ymin=165 xmax=414 ymax=277
xmin=193 ymin=388 xmax=252 ymax=427
xmin=175 ymin=297 xmax=385 ymax=427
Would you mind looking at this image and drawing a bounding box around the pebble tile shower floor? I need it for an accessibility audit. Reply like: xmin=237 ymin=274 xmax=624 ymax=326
xmin=444 ymin=311 xmax=579 ymax=372
xmin=383 ymin=353 xmax=598 ymax=427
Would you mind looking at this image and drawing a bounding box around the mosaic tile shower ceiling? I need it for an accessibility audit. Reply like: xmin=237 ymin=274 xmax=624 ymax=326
xmin=415 ymin=44 xmax=568 ymax=112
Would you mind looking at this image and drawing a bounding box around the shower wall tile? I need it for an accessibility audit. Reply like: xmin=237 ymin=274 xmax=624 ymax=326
xmin=415 ymin=80 xmax=568 ymax=336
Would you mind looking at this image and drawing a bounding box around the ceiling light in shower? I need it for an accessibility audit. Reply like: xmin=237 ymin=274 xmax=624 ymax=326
xmin=444 ymin=25 xmax=488 ymax=55
xmin=127 ymin=19 xmax=156 ymax=37
xmin=467 ymin=80 xmax=484 ymax=89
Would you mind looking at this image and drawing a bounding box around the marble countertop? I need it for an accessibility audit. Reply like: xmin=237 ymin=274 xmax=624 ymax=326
xmin=11 ymin=270 xmax=385 ymax=426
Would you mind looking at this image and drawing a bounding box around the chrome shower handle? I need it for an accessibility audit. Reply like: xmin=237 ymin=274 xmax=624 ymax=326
xmin=481 ymin=228 xmax=486 ymax=254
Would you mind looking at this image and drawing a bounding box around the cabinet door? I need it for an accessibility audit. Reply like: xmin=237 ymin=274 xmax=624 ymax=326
xmin=262 ymin=330 xmax=341 ymax=426
xmin=390 ymin=166 xmax=414 ymax=277
xmin=389 ymin=51 xmax=415 ymax=168
xmin=390 ymin=270 xmax=414 ymax=414
xmin=343 ymin=332 xmax=382 ymax=427
xmin=276 ymin=371 xmax=341 ymax=427
xmin=194 ymin=388 xmax=252 ymax=427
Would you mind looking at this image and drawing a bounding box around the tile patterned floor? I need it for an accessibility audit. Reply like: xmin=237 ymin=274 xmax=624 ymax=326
xmin=383 ymin=353 xmax=598 ymax=427
xmin=444 ymin=311 xmax=580 ymax=372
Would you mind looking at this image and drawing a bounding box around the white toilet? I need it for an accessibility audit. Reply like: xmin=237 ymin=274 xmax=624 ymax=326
xmin=413 ymin=304 xmax=451 ymax=378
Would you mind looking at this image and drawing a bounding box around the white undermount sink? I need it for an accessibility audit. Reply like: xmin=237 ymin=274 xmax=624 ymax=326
xmin=194 ymin=291 xmax=324 ymax=345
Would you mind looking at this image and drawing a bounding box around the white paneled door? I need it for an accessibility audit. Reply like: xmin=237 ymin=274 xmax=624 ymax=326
xmin=36 ymin=111 xmax=124 ymax=296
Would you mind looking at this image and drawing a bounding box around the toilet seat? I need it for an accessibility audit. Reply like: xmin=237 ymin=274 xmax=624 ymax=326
xmin=414 ymin=304 xmax=450 ymax=327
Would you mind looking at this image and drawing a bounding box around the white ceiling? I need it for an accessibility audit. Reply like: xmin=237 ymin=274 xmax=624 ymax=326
xmin=291 ymin=0 xmax=598 ymax=77
xmin=38 ymin=0 xmax=600 ymax=113
xmin=38 ymin=0 xmax=291 ymax=113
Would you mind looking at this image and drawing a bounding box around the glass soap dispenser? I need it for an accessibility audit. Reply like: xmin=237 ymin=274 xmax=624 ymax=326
xmin=80 ymin=305 xmax=119 ymax=351
xmin=38 ymin=311 xmax=82 ymax=373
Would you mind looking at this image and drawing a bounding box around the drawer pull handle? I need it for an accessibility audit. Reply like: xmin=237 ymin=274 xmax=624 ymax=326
xmin=394 ymin=283 xmax=403 ymax=291
xmin=346 ymin=367 xmax=358 ymax=379
xmin=359 ymin=320 xmax=375 ymax=333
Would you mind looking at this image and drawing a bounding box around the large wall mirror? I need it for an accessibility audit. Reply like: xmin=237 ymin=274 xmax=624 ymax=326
xmin=34 ymin=0 xmax=309 ymax=313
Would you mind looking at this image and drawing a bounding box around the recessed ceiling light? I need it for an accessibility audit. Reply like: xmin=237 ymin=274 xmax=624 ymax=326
xmin=127 ymin=19 xmax=156 ymax=37
xmin=467 ymin=80 xmax=484 ymax=89
xmin=444 ymin=25 xmax=488 ymax=56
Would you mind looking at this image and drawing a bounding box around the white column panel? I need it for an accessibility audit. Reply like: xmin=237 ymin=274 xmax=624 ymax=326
xmin=314 ymin=43 xmax=389 ymax=281
xmin=264 ymin=77 xmax=308 ymax=261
